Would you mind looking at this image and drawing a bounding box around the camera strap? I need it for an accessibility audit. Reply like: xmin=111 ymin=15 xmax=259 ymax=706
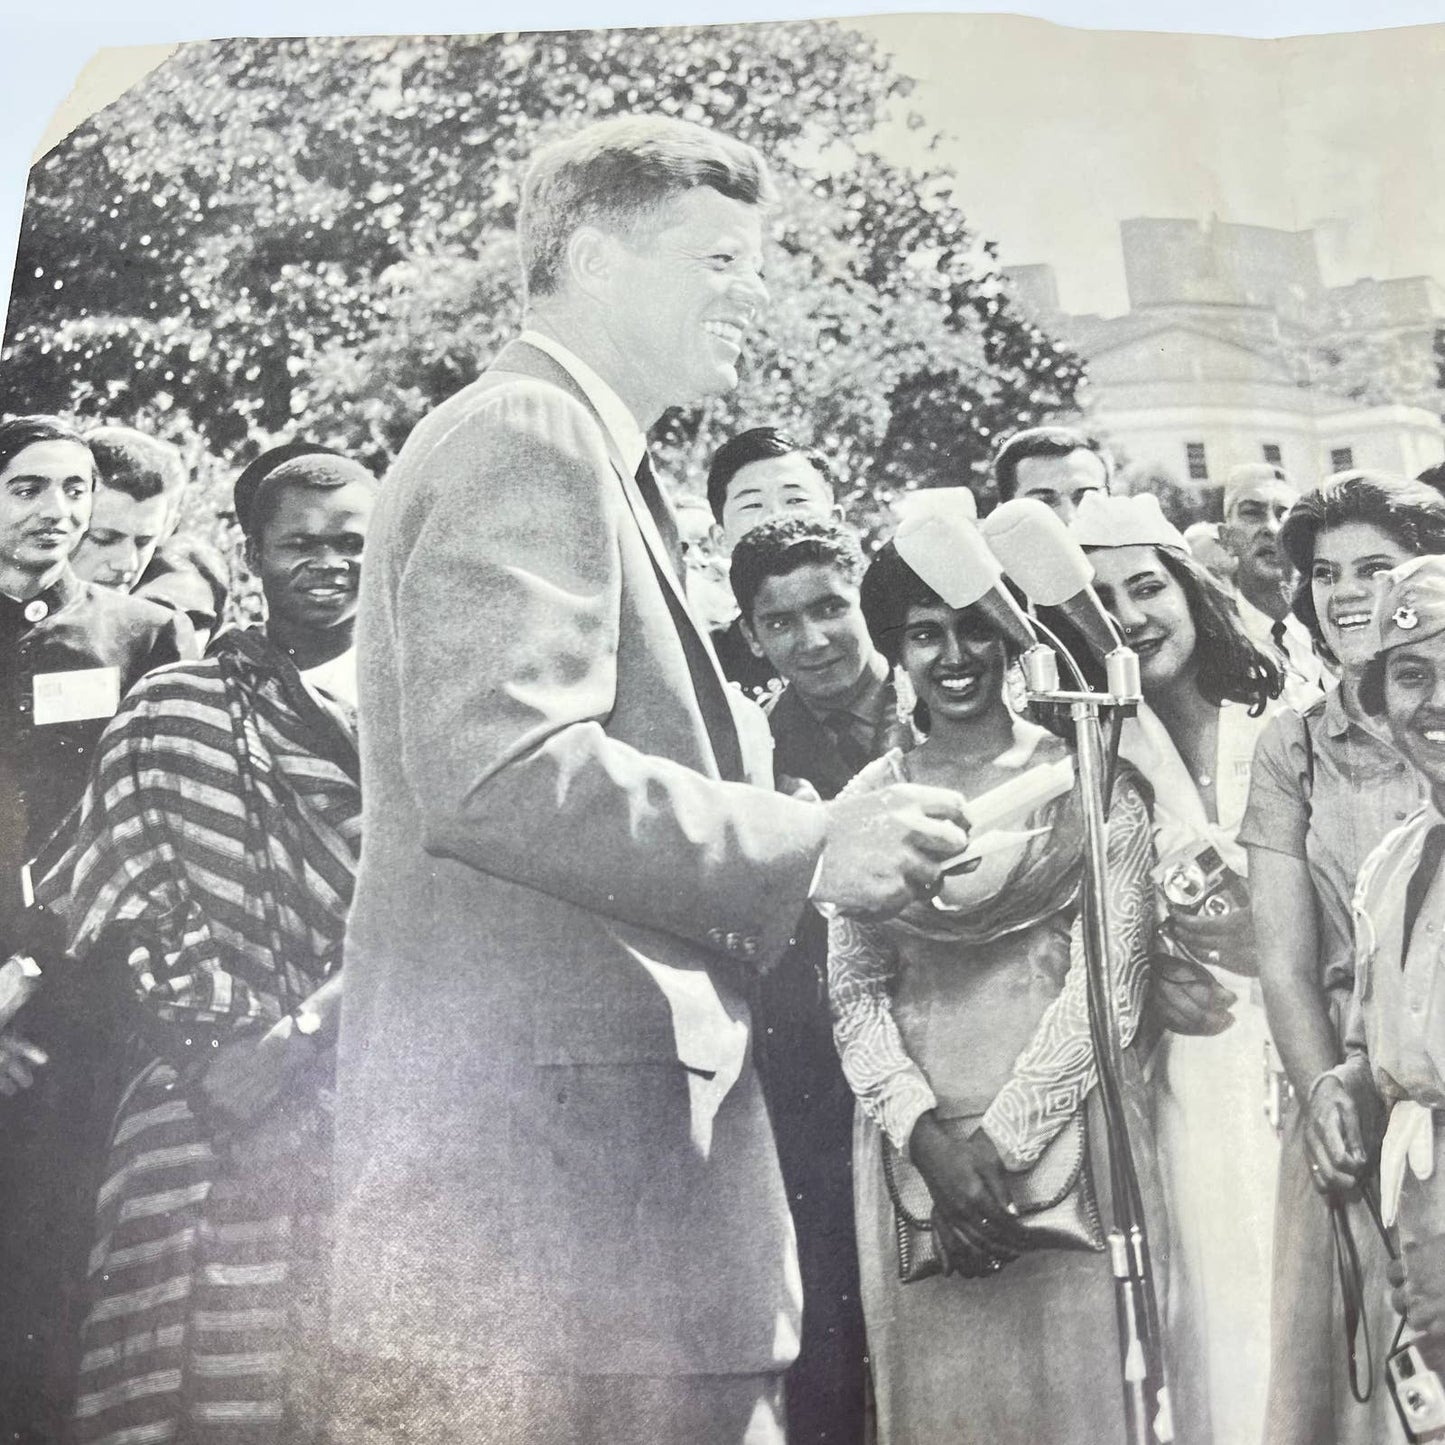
xmin=1332 ymin=1179 xmax=1405 ymax=1404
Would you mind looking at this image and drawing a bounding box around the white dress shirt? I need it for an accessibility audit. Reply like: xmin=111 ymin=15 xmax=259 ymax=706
xmin=1234 ymin=590 xmax=1331 ymax=711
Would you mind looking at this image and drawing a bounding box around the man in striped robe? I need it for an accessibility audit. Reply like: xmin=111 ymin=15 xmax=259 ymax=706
xmin=32 ymin=448 xmax=375 ymax=1445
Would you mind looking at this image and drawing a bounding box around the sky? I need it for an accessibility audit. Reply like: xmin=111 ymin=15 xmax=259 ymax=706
xmin=855 ymin=13 xmax=1445 ymax=317
xmin=0 ymin=3 xmax=1441 ymax=327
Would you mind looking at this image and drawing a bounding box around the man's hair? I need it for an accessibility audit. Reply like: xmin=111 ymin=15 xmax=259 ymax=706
xmin=84 ymin=426 xmax=187 ymax=503
xmin=519 ymin=115 xmax=775 ymax=302
xmin=991 ymin=426 xmax=1110 ymax=503
xmin=728 ymin=515 xmax=864 ymax=625
xmin=0 ymin=414 xmax=92 ymax=479
xmin=1281 ymin=470 xmax=1445 ymax=663
xmin=242 ymin=453 xmax=378 ymax=543
xmin=706 ymin=426 xmax=835 ymax=524
xmin=1222 ymin=462 xmax=1291 ymax=521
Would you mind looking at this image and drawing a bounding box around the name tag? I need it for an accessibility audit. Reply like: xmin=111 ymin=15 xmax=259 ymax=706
xmin=33 ymin=666 xmax=121 ymax=726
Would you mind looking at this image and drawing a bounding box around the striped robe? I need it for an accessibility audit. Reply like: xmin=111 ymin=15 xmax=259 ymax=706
xmin=48 ymin=628 xmax=360 ymax=1445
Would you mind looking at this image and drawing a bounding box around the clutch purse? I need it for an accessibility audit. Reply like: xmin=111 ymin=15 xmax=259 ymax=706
xmin=881 ymin=1111 xmax=1105 ymax=1283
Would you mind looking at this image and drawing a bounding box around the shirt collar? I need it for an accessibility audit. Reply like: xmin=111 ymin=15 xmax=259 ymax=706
xmin=1322 ymin=683 xmax=1351 ymax=740
xmin=519 ymin=328 xmax=648 ymax=476
xmin=800 ymin=650 xmax=889 ymax=728
xmin=1233 ymin=590 xmax=1270 ymax=635
xmin=0 ymin=565 xmax=81 ymax=624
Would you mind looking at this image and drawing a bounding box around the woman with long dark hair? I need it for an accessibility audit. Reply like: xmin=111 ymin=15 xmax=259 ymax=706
xmin=1242 ymin=472 xmax=1445 ymax=1444
xmin=827 ymin=533 xmax=1156 ymax=1443
xmin=1076 ymin=491 xmax=1283 ymax=1445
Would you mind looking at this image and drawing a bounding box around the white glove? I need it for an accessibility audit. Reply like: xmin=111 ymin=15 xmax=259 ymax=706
xmin=1382 ymin=1099 xmax=1436 ymax=1227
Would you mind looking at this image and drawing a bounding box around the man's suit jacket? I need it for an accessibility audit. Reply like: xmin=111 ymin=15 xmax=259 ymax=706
xmin=330 ymin=339 xmax=826 ymax=1381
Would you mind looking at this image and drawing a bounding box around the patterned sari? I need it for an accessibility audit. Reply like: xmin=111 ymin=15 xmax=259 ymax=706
xmin=44 ymin=627 xmax=361 ymax=1445
xmin=827 ymin=727 xmax=1158 ymax=1445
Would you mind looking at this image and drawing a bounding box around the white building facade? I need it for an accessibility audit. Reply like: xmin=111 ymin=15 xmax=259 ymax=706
xmin=1007 ymin=219 xmax=1445 ymax=492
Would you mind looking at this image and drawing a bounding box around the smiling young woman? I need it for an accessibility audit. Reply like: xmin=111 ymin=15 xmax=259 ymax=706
xmin=1242 ymin=472 xmax=1445 ymax=1445
xmin=824 ymin=539 xmax=1158 ymax=1445
xmin=1075 ymin=490 xmax=1284 ymax=1445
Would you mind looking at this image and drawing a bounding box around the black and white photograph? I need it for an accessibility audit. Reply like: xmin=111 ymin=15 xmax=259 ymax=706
xmin=2 ymin=4 xmax=1445 ymax=1443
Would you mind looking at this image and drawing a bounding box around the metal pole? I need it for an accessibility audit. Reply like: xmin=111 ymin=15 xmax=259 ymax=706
xmin=1069 ymin=695 xmax=1173 ymax=1445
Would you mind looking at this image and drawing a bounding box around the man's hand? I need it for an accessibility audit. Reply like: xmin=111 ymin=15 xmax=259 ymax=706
xmin=1151 ymin=953 xmax=1237 ymax=1036
xmin=777 ymin=774 xmax=822 ymax=804
xmin=1167 ymin=903 xmax=1258 ymax=976
xmin=0 ymin=1030 xmax=47 ymax=1096
xmin=908 ymin=1111 xmax=1031 ymax=1262
xmin=813 ymin=785 xmax=970 ymax=919
xmin=1304 ymin=1073 xmax=1372 ymax=1191
xmin=196 ymin=1021 xmax=316 ymax=1135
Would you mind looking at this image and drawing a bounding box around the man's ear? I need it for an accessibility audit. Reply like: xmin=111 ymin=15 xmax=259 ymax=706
xmin=242 ymin=535 xmax=261 ymax=575
xmin=739 ymin=615 xmax=767 ymax=660
xmin=566 ymin=226 xmax=618 ymax=303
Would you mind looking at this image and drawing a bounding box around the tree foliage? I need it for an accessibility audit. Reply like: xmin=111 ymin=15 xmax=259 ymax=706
xmin=0 ymin=23 xmax=1085 ymax=530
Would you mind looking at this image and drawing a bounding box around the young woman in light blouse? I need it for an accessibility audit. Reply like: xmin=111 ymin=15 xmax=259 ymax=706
xmin=1243 ymin=473 xmax=1445 ymax=1445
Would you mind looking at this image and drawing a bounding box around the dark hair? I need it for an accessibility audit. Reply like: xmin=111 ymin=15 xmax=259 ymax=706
xmin=1157 ymin=548 xmax=1283 ymax=713
xmin=1281 ymin=470 xmax=1445 ymax=664
xmin=232 ymin=441 xmax=343 ymax=537
xmin=519 ymin=115 xmax=775 ymax=301
xmin=0 ymin=414 xmax=93 ymax=479
xmin=992 ymin=426 xmax=1110 ymax=504
xmin=1417 ymin=460 xmax=1445 ymax=500
xmin=706 ymin=426 xmax=835 ymax=524
xmin=728 ymin=515 xmax=863 ymax=625
xmin=241 ymin=452 xmax=377 ymax=543
xmin=84 ymin=426 xmax=186 ymax=503
xmin=858 ymin=540 xmax=948 ymax=669
xmin=1359 ymin=656 xmax=1388 ymax=715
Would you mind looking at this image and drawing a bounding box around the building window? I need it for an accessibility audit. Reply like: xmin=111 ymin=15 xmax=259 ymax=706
xmin=1186 ymin=442 xmax=1209 ymax=481
xmin=1262 ymin=443 xmax=1282 ymax=466
xmin=1330 ymin=446 xmax=1354 ymax=473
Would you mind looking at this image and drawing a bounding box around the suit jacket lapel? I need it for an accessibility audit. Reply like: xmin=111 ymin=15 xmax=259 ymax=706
xmin=489 ymin=339 xmax=745 ymax=783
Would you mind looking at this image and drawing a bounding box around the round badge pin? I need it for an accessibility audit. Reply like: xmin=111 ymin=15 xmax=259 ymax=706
xmin=23 ymin=599 xmax=48 ymax=623
xmin=1393 ymin=604 xmax=1421 ymax=631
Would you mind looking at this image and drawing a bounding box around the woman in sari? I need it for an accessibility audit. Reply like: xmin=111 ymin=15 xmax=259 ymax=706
xmin=1244 ymin=472 xmax=1445 ymax=1444
xmin=827 ymin=538 xmax=1157 ymax=1445
xmin=1074 ymin=491 xmax=1283 ymax=1445
xmin=48 ymin=446 xmax=376 ymax=1444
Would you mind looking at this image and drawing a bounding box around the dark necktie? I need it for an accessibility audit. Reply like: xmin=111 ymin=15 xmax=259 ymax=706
xmin=822 ymin=710 xmax=874 ymax=776
xmin=634 ymin=452 xmax=683 ymax=579
xmin=1270 ymin=618 xmax=1289 ymax=655
xmin=1401 ymin=824 xmax=1445 ymax=966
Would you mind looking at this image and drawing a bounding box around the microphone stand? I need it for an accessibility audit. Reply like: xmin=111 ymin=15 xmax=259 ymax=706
xmin=1021 ymin=641 xmax=1174 ymax=1445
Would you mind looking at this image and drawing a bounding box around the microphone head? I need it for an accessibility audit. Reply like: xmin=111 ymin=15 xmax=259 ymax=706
xmin=980 ymin=498 xmax=1095 ymax=606
xmin=893 ymin=486 xmax=978 ymax=527
xmin=894 ymin=494 xmax=1001 ymax=610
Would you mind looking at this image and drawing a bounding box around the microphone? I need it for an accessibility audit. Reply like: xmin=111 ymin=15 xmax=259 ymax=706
xmin=892 ymin=493 xmax=1039 ymax=656
xmin=979 ymin=498 xmax=1125 ymax=660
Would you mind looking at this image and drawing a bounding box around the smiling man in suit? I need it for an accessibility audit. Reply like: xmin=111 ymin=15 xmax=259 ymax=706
xmin=327 ymin=115 xmax=972 ymax=1445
